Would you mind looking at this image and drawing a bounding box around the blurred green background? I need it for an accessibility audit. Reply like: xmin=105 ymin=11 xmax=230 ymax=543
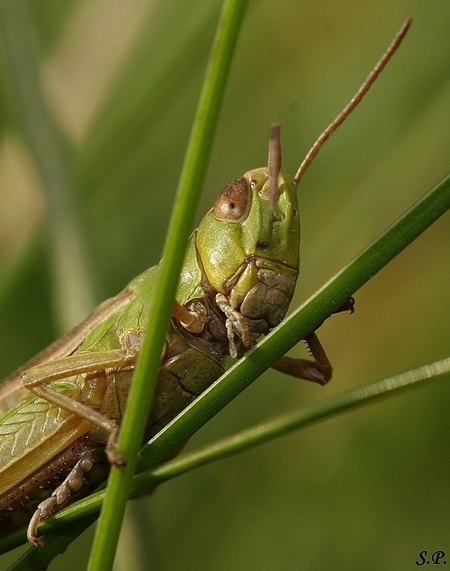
xmin=0 ymin=0 xmax=449 ymax=569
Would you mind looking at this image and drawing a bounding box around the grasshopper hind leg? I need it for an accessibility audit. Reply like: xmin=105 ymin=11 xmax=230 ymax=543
xmin=272 ymin=298 xmax=355 ymax=385
xmin=272 ymin=332 xmax=332 ymax=385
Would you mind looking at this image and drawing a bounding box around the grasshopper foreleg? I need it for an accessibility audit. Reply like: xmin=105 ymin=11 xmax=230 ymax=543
xmin=27 ymin=449 xmax=94 ymax=548
xmin=215 ymin=293 xmax=251 ymax=358
xmin=172 ymin=300 xmax=207 ymax=334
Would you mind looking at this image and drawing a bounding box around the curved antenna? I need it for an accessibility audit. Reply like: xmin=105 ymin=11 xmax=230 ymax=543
xmin=268 ymin=123 xmax=282 ymax=213
xmin=293 ymin=17 xmax=412 ymax=186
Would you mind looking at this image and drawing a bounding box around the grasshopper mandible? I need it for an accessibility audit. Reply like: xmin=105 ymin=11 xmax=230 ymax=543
xmin=0 ymin=18 xmax=411 ymax=548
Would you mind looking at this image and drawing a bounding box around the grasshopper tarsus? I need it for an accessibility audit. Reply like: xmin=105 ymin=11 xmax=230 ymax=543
xmin=334 ymin=297 xmax=355 ymax=315
xmin=108 ymin=451 xmax=127 ymax=468
xmin=27 ymin=449 xmax=95 ymax=548
xmin=106 ymin=425 xmax=127 ymax=467
xmin=112 ymin=455 xmax=127 ymax=468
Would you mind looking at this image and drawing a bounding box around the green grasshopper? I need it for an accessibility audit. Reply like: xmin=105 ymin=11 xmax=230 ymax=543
xmin=0 ymin=19 xmax=410 ymax=548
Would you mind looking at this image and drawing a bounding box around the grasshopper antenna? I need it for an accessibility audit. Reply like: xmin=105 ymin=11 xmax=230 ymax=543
xmin=268 ymin=122 xmax=282 ymax=213
xmin=293 ymin=17 xmax=412 ymax=186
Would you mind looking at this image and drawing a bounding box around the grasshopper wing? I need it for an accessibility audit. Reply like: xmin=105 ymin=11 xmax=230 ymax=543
xmin=0 ymin=383 xmax=92 ymax=497
xmin=0 ymin=288 xmax=134 ymax=413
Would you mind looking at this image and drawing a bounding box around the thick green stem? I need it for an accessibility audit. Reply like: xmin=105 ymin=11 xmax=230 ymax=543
xmin=86 ymin=2 xmax=249 ymax=570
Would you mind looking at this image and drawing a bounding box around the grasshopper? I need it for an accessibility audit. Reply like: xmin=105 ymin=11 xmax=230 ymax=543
xmin=0 ymin=19 xmax=410 ymax=548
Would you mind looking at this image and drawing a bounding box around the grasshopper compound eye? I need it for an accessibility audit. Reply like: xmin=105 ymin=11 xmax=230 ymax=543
xmin=213 ymin=176 xmax=251 ymax=223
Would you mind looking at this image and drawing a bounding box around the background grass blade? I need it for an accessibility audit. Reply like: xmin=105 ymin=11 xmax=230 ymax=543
xmin=0 ymin=0 xmax=97 ymax=331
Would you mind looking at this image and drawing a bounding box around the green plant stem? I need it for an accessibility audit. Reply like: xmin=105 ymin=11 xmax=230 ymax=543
xmin=86 ymin=2 xmax=249 ymax=570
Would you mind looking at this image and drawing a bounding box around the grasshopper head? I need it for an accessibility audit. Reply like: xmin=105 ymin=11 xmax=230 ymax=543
xmin=195 ymin=126 xmax=300 ymax=329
